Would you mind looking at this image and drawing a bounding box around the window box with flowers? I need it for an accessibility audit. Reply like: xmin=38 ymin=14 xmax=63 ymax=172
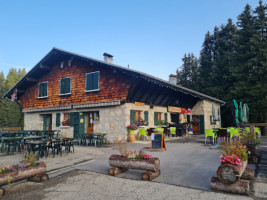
xmin=62 ymin=119 xmax=70 ymax=126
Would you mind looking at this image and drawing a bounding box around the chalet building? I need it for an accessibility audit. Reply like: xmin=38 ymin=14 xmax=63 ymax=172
xmin=4 ymin=48 xmax=225 ymax=141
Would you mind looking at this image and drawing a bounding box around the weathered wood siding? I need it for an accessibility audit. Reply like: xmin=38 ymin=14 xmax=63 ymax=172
xmin=20 ymin=61 xmax=132 ymax=109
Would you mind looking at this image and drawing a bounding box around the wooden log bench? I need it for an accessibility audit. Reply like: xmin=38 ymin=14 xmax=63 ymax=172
xmin=0 ymin=162 xmax=48 ymax=197
xmin=108 ymin=154 xmax=160 ymax=181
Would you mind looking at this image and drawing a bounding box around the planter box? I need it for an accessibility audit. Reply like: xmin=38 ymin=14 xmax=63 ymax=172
xmin=108 ymin=154 xmax=160 ymax=181
xmin=0 ymin=162 xmax=48 ymax=197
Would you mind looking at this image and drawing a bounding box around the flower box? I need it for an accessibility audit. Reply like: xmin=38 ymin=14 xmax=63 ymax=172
xmin=108 ymin=154 xmax=160 ymax=181
xmin=0 ymin=162 xmax=48 ymax=197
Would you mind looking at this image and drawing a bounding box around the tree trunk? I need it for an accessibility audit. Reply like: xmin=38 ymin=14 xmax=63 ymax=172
xmin=142 ymin=170 xmax=160 ymax=181
xmin=241 ymin=168 xmax=254 ymax=180
xmin=27 ymin=174 xmax=49 ymax=182
xmin=0 ymin=162 xmax=47 ymax=186
xmin=217 ymin=160 xmax=247 ymax=184
xmin=211 ymin=176 xmax=250 ymax=195
xmin=0 ymin=188 xmax=5 ymax=197
xmin=109 ymin=155 xmax=160 ymax=172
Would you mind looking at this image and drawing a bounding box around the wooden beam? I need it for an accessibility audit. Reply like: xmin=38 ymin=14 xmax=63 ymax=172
xmin=39 ymin=64 xmax=50 ymax=70
xmin=25 ymin=77 xmax=38 ymax=82
xmin=154 ymin=88 xmax=170 ymax=106
xmin=140 ymin=83 xmax=158 ymax=104
xmin=17 ymin=89 xmax=25 ymax=93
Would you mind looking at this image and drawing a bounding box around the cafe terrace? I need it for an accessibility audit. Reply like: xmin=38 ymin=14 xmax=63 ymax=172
xmin=4 ymin=48 xmax=225 ymax=141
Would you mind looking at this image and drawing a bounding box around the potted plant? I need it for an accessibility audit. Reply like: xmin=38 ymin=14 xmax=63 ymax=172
xmin=158 ymin=120 xmax=165 ymax=127
xmin=216 ymin=138 xmax=248 ymax=184
xmin=126 ymin=124 xmax=138 ymax=143
xmin=62 ymin=119 xmax=69 ymax=126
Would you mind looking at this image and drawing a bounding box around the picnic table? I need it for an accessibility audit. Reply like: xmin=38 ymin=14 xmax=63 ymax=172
xmin=24 ymin=140 xmax=48 ymax=160
xmin=86 ymin=133 xmax=106 ymax=147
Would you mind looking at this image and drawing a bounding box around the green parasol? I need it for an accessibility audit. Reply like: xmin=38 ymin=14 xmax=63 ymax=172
xmin=231 ymin=99 xmax=239 ymax=127
xmin=239 ymin=102 xmax=243 ymax=123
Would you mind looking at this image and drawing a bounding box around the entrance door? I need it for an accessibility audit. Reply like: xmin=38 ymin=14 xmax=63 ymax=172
xmin=87 ymin=112 xmax=94 ymax=134
xmin=192 ymin=115 xmax=200 ymax=134
xmin=171 ymin=113 xmax=179 ymax=124
xmin=43 ymin=114 xmax=52 ymax=132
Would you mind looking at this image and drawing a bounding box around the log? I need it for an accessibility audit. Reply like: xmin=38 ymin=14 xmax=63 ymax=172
xmin=109 ymin=155 xmax=160 ymax=172
xmin=211 ymin=176 xmax=250 ymax=195
xmin=27 ymin=174 xmax=49 ymax=182
xmin=0 ymin=188 xmax=5 ymax=197
xmin=217 ymin=160 xmax=247 ymax=184
xmin=142 ymin=170 xmax=160 ymax=181
xmin=108 ymin=167 xmax=128 ymax=176
xmin=0 ymin=162 xmax=47 ymax=186
xmin=241 ymin=168 xmax=254 ymax=180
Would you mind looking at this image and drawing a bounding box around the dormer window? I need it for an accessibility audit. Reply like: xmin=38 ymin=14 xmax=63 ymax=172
xmin=60 ymin=77 xmax=71 ymax=95
xmin=86 ymin=71 xmax=99 ymax=92
xmin=38 ymin=81 xmax=48 ymax=98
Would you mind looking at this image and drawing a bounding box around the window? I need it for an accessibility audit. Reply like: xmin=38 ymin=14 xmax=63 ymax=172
xmin=86 ymin=71 xmax=99 ymax=92
xmin=60 ymin=77 xmax=71 ymax=95
xmin=158 ymin=112 xmax=162 ymax=121
xmin=38 ymin=82 xmax=48 ymax=98
xmin=136 ymin=110 xmax=142 ymax=121
xmin=62 ymin=113 xmax=70 ymax=126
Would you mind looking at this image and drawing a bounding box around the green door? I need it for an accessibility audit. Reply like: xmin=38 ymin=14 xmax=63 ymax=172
xmin=199 ymin=115 xmax=205 ymax=134
xmin=43 ymin=114 xmax=52 ymax=131
xmin=73 ymin=112 xmax=80 ymax=138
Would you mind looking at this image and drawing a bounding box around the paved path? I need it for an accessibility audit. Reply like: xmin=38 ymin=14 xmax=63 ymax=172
xmin=2 ymin=171 xmax=253 ymax=200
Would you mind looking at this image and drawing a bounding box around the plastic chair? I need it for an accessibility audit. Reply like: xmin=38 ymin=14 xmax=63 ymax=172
xmin=255 ymin=127 xmax=261 ymax=137
xmin=170 ymin=127 xmax=176 ymax=137
xmin=139 ymin=128 xmax=148 ymax=141
xmin=155 ymin=128 xmax=164 ymax=133
xmin=229 ymin=128 xmax=239 ymax=138
xmin=205 ymin=129 xmax=216 ymax=144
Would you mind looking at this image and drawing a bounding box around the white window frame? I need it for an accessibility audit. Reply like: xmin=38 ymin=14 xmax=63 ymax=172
xmin=85 ymin=71 xmax=100 ymax=92
xmin=38 ymin=81 xmax=48 ymax=98
xmin=60 ymin=77 xmax=71 ymax=96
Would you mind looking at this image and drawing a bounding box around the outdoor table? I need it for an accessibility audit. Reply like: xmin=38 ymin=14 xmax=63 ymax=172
xmin=24 ymin=140 xmax=48 ymax=160
xmin=86 ymin=133 xmax=106 ymax=147
xmin=23 ymin=136 xmax=44 ymax=142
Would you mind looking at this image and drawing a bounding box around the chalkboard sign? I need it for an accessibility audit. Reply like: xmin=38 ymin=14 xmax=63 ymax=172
xmin=151 ymin=133 xmax=164 ymax=152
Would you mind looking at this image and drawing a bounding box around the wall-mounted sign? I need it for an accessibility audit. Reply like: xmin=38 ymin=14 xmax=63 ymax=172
xmin=181 ymin=108 xmax=187 ymax=114
xmin=168 ymin=106 xmax=181 ymax=113
xmin=135 ymin=102 xmax=145 ymax=106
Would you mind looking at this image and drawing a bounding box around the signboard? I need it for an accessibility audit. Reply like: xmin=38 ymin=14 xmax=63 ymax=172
xmin=135 ymin=102 xmax=145 ymax=106
xmin=151 ymin=133 xmax=166 ymax=152
xmin=168 ymin=106 xmax=181 ymax=113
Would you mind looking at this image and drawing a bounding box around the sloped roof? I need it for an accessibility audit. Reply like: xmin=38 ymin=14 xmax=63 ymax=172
xmin=3 ymin=47 xmax=225 ymax=105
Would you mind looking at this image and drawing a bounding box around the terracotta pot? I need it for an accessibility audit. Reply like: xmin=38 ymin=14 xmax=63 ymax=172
xmin=128 ymin=133 xmax=136 ymax=143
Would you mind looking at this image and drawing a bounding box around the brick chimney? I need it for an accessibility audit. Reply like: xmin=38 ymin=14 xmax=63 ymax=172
xmin=103 ymin=53 xmax=113 ymax=64
xmin=169 ymin=74 xmax=177 ymax=84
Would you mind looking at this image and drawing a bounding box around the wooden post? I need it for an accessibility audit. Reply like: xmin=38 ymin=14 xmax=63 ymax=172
xmin=108 ymin=167 xmax=128 ymax=176
xmin=0 ymin=188 xmax=5 ymax=197
xmin=142 ymin=170 xmax=160 ymax=181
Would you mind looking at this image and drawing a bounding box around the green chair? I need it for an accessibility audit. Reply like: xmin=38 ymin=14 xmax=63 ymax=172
xmin=170 ymin=127 xmax=176 ymax=137
xmin=245 ymin=127 xmax=250 ymax=134
xmin=255 ymin=127 xmax=261 ymax=137
xmin=229 ymin=128 xmax=239 ymax=138
xmin=205 ymin=129 xmax=216 ymax=144
xmin=139 ymin=128 xmax=148 ymax=141
xmin=155 ymin=128 xmax=164 ymax=133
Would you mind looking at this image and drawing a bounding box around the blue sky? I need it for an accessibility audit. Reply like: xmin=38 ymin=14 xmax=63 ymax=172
xmin=0 ymin=0 xmax=260 ymax=81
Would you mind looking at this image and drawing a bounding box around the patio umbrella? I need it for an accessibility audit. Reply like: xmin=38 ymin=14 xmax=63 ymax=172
xmin=212 ymin=103 xmax=216 ymax=122
xmin=239 ymin=102 xmax=243 ymax=123
xmin=217 ymin=107 xmax=221 ymax=121
xmin=231 ymin=99 xmax=239 ymax=127
xmin=243 ymin=103 xmax=247 ymax=123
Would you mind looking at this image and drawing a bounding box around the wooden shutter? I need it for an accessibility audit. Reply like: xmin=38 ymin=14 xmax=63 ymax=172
xmin=56 ymin=113 xmax=61 ymax=127
xmin=144 ymin=111 xmax=149 ymax=126
xmin=69 ymin=112 xmax=74 ymax=126
xmin=39 ymin=83 xmax=42 ymax=97
xmin=44 ymin=82 xmax=48 ymax=96
xmin=164 ymin=113 xmax=168 ymax=125
xmin=73 ymin=112 xmax=79 ymax=138
xmin=60 ymin=79 xmax=64 ymax=94
xmin=130 ymin=110 xmax=136 ymax=124
xmin=154 ymin=112 xmax=158 ymax=126
xmin=65 ymin=78 xmax=71 ymax=93
xmin=199 ymin=115 xmax=205 ymax=134
xmin=92 ymin=72 xmax=99 ymax=90
xmin=86 ymin=73 xmax=93 ymax=91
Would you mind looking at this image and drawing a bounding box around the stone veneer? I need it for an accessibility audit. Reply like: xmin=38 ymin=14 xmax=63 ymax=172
xmin=191 ymin=100 xmax=221 ymax=129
